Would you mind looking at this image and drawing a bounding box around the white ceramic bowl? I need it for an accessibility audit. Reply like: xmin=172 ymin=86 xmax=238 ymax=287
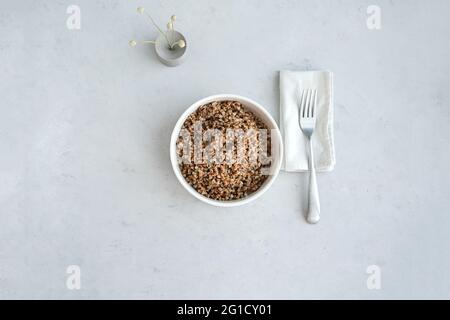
xmin=170 ymin=94 xmax=283 ymax=207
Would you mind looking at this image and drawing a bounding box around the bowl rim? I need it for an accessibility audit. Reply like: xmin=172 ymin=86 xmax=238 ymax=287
xmin=169 ymin=94 xmax=283 ymax=207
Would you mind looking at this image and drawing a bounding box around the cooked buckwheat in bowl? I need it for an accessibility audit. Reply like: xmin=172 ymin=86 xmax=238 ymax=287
xmin=170 ymin=94 xmax=283 ymax=207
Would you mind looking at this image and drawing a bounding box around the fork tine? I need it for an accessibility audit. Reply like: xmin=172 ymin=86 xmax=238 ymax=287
xmin=299 ymin=89 xmax=306 ymax=118
xmin=299 ymin=89 xmax=303 ymax=118
xmin=305 ymin=89 xmax=312 ymax=118
xmin=305 ymin=89 xmax=310 ymax=118
xmin=311 ymin=89 xmax=317 ymax=118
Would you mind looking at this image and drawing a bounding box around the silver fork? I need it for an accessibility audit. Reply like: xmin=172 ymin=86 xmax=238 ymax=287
xmin=299 ymin=89 xmax=320 ymax=224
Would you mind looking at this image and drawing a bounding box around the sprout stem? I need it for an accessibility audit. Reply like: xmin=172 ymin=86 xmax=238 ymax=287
xmin=143 ymin=11 xmax=172 ymax=47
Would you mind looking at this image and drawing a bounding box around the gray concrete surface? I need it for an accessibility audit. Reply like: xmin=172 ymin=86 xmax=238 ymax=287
xmin=0 ymin=0 xmax=449 ymax=299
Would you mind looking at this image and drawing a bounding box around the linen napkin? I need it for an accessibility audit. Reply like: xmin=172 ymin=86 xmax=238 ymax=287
xmin=279 ymin=70 xmax=335 ymax=172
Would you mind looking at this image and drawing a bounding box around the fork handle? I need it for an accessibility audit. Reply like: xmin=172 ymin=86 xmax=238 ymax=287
xmin=307 ymin=137 xmax=320 ymax=224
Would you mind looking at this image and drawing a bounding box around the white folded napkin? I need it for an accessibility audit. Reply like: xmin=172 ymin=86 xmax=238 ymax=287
xmin=279 ymin=70 xmax=335 ymax=172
